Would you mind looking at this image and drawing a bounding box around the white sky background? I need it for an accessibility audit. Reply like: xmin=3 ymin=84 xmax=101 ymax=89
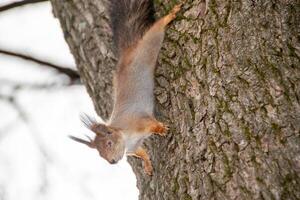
xmin=0 ymin=1 xmax=138 ymax=200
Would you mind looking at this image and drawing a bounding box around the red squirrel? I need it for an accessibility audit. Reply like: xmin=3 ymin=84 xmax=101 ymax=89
xmin=69 ymin=0 xmax=182 ymax=176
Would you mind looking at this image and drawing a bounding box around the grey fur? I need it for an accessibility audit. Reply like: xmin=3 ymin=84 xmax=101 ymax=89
xmin=109 ymin=0 xmax=155 ymax=56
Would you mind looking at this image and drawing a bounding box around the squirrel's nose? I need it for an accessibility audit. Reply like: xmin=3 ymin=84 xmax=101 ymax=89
xmin=110 ymin=159 xmax=117 ymax=164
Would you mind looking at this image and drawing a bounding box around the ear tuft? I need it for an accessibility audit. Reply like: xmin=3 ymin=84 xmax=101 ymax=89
xmin=80 ymin=113 xmax=97 ymax=130
xmin=68 ymin=135 xmax=96 ymax=148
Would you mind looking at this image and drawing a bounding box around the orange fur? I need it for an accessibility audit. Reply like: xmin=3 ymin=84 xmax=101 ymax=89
xmin=128 ymin=147 xmax=153 ymax=175
xmin=70 ymin=3 xmax=182 ymax=176
xmin=150 ymin=3 xmax=182 ymax=31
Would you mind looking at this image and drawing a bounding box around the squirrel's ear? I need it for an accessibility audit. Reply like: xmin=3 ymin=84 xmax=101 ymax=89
xmin=79 ymin=113 xmax=108 ymax=136
xmin=68 ymin=135 xmax=96 ymax=148
xmin=93 ymin=124 xmax=110 ymax=136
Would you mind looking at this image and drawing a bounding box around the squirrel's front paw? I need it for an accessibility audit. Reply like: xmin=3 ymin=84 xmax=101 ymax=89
xmin=154 ymin=122 xmax=169 ymax=136
xmin=146 ymin=118 xmax=169 ymax=136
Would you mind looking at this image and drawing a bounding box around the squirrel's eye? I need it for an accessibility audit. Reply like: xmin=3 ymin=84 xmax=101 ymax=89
xmin=107 ymin=141 xmax=113 ymax=147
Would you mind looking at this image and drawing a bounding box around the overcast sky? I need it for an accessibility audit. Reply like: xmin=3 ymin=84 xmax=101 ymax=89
xmin=0 ymin=1 xmax=138 ymax=200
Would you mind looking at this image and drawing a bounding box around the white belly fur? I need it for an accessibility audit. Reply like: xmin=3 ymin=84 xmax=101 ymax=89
xmin=124 ymin=133 xmax=151 ymax=153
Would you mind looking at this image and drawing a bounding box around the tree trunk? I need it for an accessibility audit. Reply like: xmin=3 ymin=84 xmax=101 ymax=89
xmin=50 ymin=0 xmax=300 ymax=199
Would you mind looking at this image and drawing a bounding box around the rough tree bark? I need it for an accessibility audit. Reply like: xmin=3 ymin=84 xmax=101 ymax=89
xmin=50 ymin=0 xmax=300 ymax=199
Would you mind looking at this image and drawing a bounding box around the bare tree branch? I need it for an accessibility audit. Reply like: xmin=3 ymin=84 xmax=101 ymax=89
xmin=0 ymin=49 xmax=80 ymax=83
xmin=0 ymin=117 xmax=20 ymax=141
xmin=0 ymin=0 xmax=48 ymax=12
xmin=0 ymin=93 xmax=52 ymax=161
xmin=0 ymin=93 xmax=52 ymax=195
xmin=0 ymin=79 xmax=81 ymax=91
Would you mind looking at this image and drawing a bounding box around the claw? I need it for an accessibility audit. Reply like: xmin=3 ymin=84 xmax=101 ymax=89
xmin=160 ymin=2 xmax=183 ymax=26
xmin=156 ymin=122 xmax=169 ymax=137
xmin=171 ymin=3 xmax=182 ymax=15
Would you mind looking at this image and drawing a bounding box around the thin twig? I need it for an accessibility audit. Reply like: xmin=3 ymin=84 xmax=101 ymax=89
xmin=0 ymin=79 xmax=81 ymax=90
xmin=0 ymin=0 xmax=48 ymax=12
xmin=0 ymin=93 xmax=52 ymax=161
xmin=0 ymin=117 xmax=20 ymax=141
xmin=0 ymin=49 xmax=80 ymax=82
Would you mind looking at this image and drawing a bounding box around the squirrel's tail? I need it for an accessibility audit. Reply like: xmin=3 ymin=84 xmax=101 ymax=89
xmin=109 ymin=0 xmax=155 ymax=56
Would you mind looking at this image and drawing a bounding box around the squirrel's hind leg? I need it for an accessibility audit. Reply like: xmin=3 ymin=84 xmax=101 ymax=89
xmin=128 ymin=147 xmax=153 ymax=176
xmin=148 ymin=2 xmax=182 ymax=32
xmin=133 ymin=3 xmax=182 ymax=66
xmin=159 ymin=3 xmax=182 ymax=27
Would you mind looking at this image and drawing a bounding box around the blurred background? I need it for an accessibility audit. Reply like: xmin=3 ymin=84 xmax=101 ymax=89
xmin=0 ymin=1 xmax=138 ymax=199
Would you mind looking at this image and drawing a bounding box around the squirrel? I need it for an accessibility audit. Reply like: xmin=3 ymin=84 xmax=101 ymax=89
xmin=69 ymin=0 xmax=182 ymax=176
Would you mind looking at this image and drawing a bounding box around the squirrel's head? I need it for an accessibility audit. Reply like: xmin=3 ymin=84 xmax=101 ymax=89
xmin=69 ymin=114 xmax=125 ymax=164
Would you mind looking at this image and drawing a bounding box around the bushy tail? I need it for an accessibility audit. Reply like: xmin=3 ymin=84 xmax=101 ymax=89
xmin=109 ymin=0 xmax=155 ymax=56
